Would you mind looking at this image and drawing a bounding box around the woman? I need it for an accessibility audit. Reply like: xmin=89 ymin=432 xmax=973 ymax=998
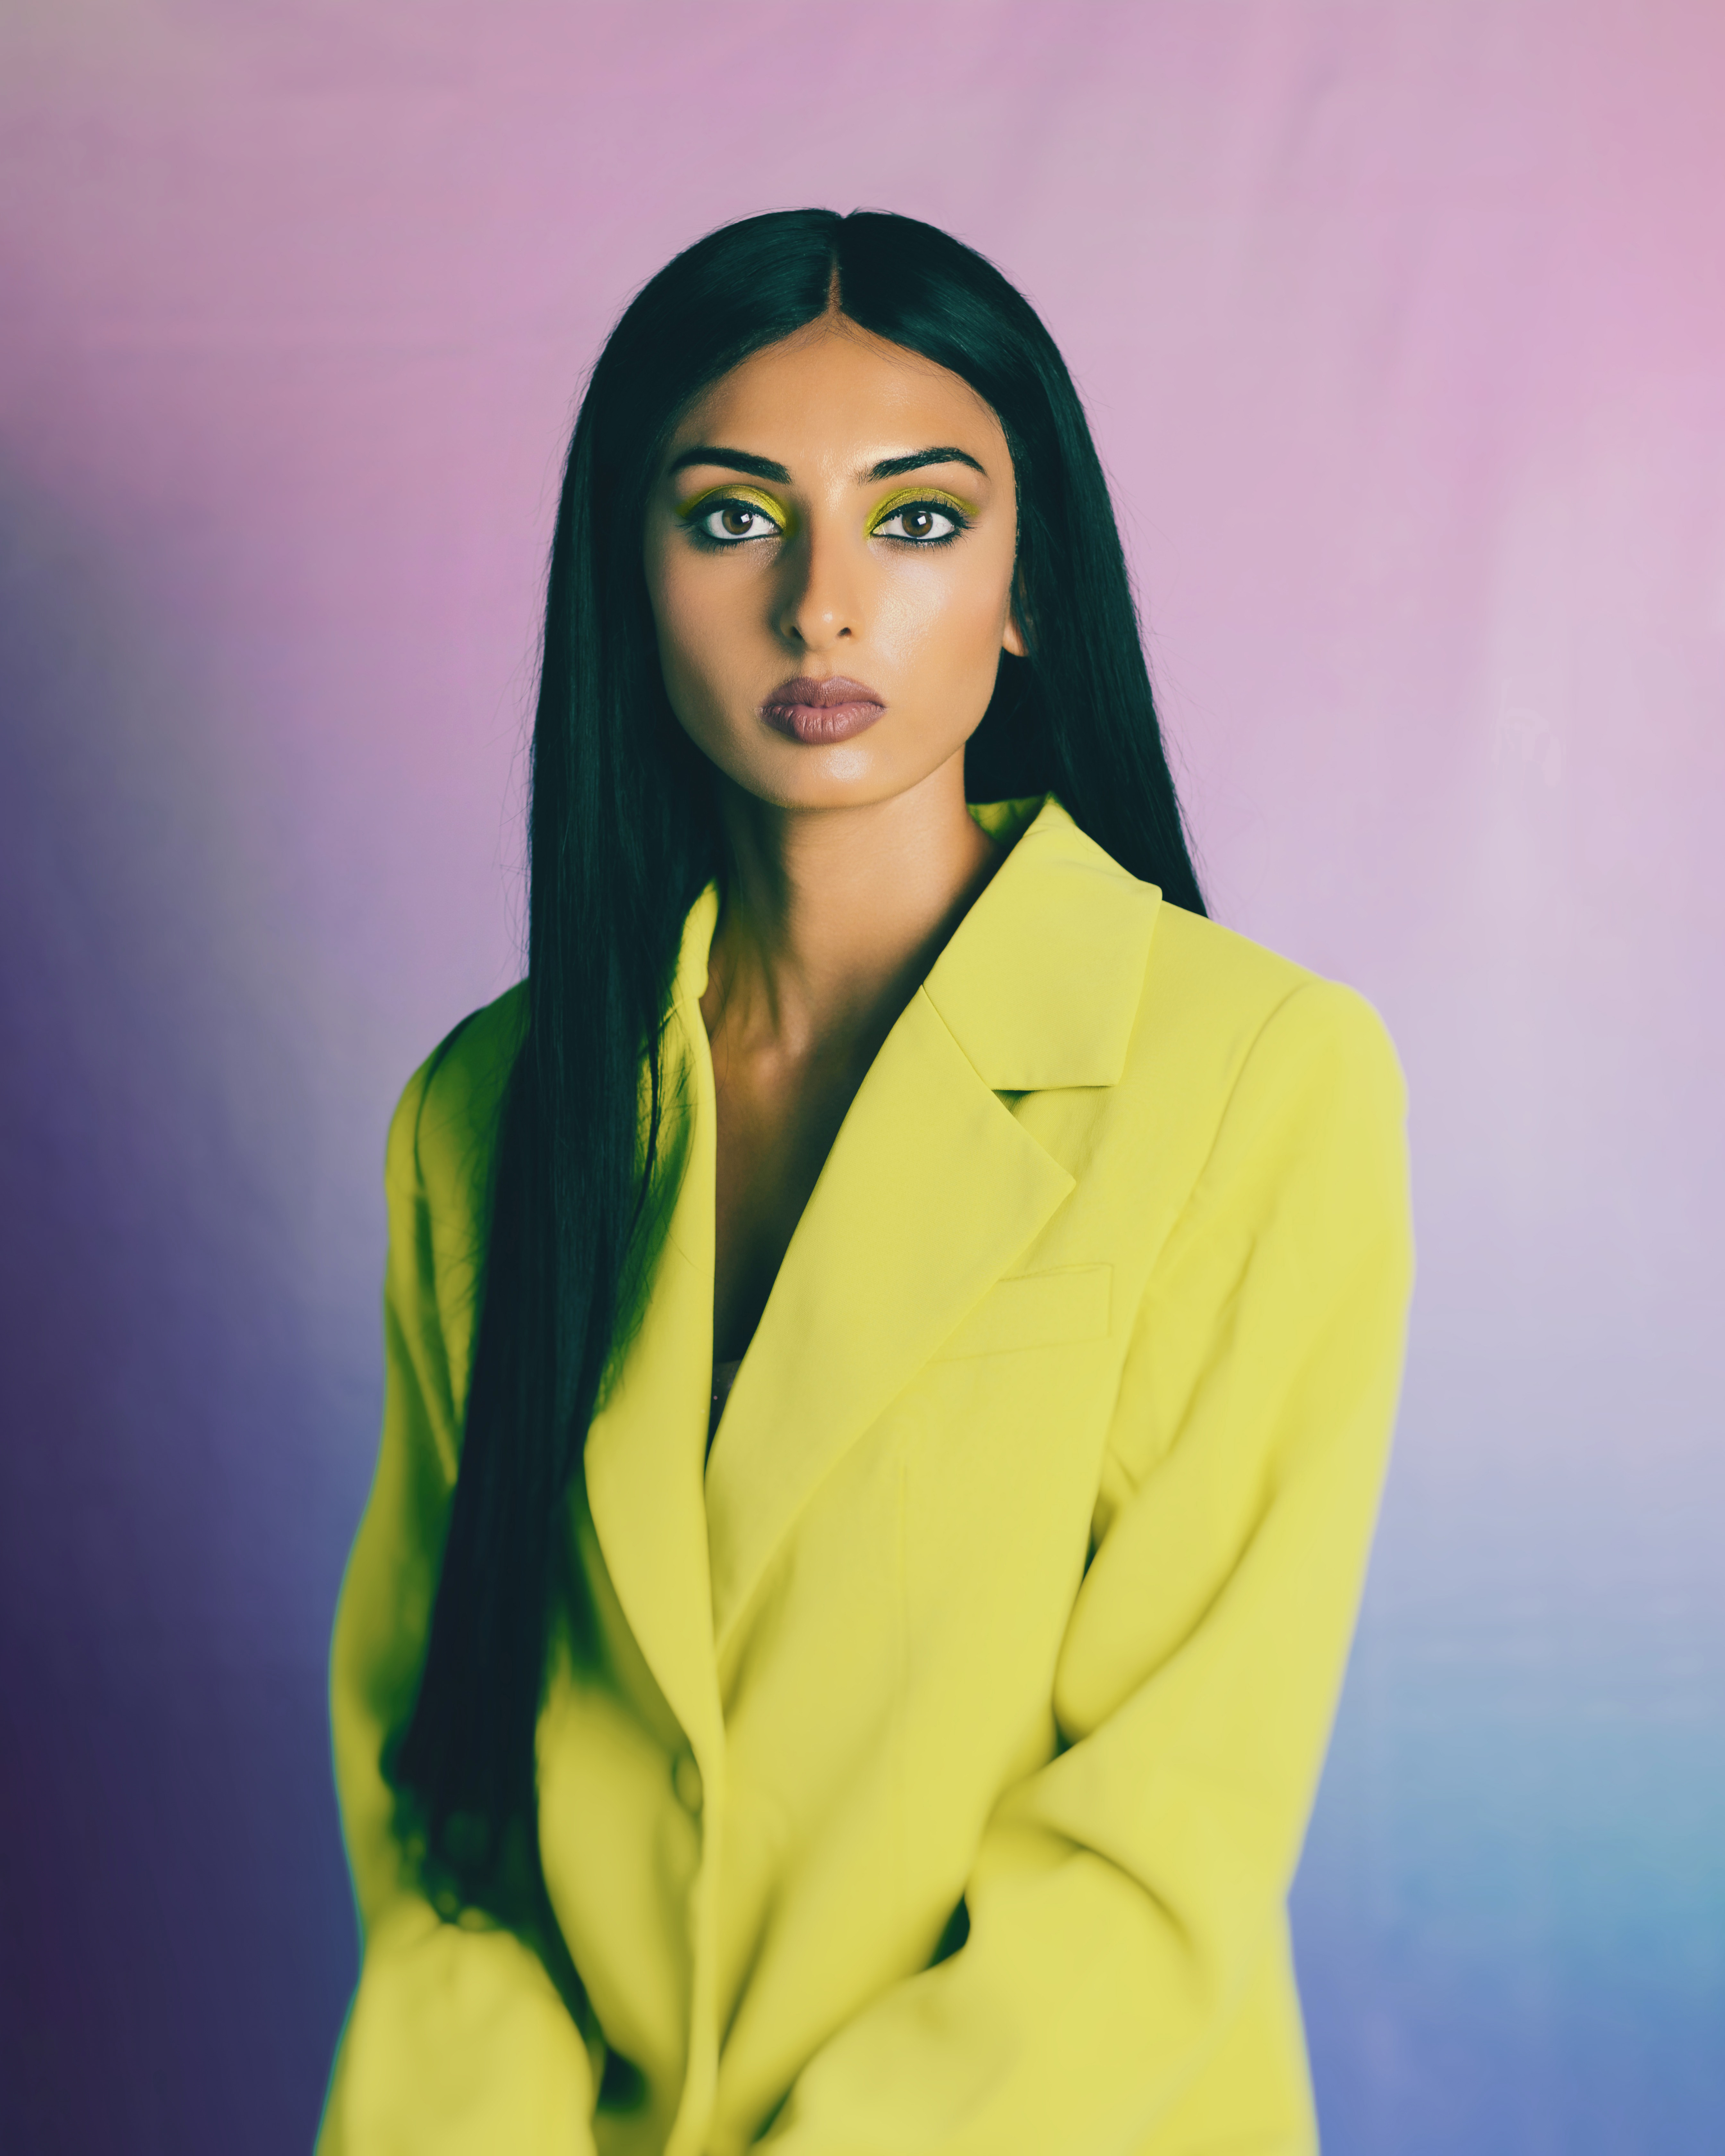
xmin=319 ymin=210 xmax=1413 ymax=2156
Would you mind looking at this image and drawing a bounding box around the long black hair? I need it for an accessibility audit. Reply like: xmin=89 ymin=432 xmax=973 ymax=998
xmin=393 ymin=208 xmax=1204 ymax=1915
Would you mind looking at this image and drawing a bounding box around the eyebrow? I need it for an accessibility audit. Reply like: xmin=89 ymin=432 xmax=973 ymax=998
xmin=864 ymin=447 xmax=987 ymax=482
xmin=667 ymin=445 xmax=791 ymax=483
xmin=666 ymin=443 xmax=988 ymax=485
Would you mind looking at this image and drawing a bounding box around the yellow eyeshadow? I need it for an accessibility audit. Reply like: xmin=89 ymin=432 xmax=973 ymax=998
xmin=674 ymin=481 xmax=790 ymax=528
xmin=866 ymin=485 xmax=978 ymax=532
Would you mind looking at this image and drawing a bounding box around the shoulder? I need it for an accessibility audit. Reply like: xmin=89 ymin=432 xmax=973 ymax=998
xmin=384 ymin=981 xmax=527 ymax=1219
xmin=947 ymin=796 xmax=1404 ymax=1149
xmin=1073 ymin=893 xmax=1410 ymax=1245
xmin=1118 ymin=902 xmax=1409 ymax=1258
xmin=1133 ymin=901 xmax=1405 ymax=1119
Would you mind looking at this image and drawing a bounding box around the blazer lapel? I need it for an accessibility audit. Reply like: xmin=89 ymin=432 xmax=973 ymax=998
xmin=705 ymin=797 xmax=1159 ymax=1660
xmin=583 ymin=799 xmax=1161 ymax=1715
xmin=704 ymin=990 xmax=1074 ymax=1658
xmin=580 ymin=890 xmax=726 ymax=1773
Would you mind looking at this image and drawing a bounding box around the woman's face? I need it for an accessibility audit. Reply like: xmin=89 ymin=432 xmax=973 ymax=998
xmin=643 ymin=314 xmax=1025 ymax=810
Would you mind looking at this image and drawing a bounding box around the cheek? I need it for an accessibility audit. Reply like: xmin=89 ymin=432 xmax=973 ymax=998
xmin=884 ymin=545 xmax=1016 ymax=680
xmin=650 ymin=552 xmax=737 ymax=710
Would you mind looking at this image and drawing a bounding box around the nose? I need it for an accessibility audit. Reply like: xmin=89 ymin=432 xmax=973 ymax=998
xmin=775 ymin=517 xmax=861 ymax=651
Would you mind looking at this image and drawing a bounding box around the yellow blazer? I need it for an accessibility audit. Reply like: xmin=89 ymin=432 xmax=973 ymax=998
xmin=319 ymin=795 xmax=1413 ymax=2156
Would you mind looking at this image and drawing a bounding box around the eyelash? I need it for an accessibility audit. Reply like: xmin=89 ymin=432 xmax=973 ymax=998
xmin=680 ymin=496 xmax=787 ymax=550
xmin=869 ymin=497 xmax=971 ymax=546
xmin=678 ymin=493 xmax=974 ymax=550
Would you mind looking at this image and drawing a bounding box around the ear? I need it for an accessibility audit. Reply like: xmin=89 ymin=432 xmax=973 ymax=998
xmin=1002 ymin=609 xmax=1027 ymax=659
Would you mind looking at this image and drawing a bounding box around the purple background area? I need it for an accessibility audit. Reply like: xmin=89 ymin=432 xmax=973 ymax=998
xmin=2 ymin=6 xmax=1721 ymax=2151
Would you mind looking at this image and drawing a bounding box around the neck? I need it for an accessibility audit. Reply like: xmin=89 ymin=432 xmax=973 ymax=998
xmin=704 ymin=749 xmax=1002 ymax=1062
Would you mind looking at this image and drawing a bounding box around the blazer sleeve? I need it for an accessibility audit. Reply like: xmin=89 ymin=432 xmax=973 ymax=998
xmin=317 ymin=1051 xmax=597 ymax=2156
xmin=759 ymin=978 xmax=1415 ymax=2156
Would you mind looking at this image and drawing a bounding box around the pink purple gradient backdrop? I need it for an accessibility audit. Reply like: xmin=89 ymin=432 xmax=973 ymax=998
xmin=2 ymin=5 xmax=1720 ymax=2151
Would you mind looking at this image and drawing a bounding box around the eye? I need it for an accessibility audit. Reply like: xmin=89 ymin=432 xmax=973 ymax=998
xmin=870 ymin=500 xmax=966 ymax=543
xmin=692 ymin=499 xmax=783 ymax=544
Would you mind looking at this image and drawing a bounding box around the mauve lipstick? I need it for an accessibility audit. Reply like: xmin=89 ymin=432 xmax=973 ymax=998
xmin=760 ymin=674 xmax=886 ymax=745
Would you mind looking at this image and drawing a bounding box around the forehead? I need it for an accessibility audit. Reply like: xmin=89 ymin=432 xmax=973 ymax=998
xmin=667 ymin=316 xmax=1008 ymax=474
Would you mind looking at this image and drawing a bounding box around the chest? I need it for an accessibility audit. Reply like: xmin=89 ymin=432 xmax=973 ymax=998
xmin=707 ymin=1027 xmax=878 ymax=1362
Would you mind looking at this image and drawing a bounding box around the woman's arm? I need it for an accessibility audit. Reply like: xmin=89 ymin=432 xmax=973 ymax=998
xmin=318 ymin=1039 xmax=597 ymax=2156
xmin=759 ymin=979 xmax=1414 ymax=2155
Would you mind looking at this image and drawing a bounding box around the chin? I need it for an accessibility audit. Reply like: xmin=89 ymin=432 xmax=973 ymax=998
xmin=733 ymin=750 xmax=897 ymax=809
xmin=705 ymin=723 xmax=907 ymax=806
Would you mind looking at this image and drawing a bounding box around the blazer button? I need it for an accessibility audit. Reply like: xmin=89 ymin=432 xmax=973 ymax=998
xmin=672 ymin=1752 xmax=703 ymax=1814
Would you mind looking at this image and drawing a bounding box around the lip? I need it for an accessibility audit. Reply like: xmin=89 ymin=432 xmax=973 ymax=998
xmin=759 ymin=673 xmax=887 ymax=745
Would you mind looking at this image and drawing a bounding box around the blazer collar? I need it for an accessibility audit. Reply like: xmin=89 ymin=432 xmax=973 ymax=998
xmin=670 ymin=794 xmax=1162 ymax=1089
xmin=580 ymin=795 xmax=1161 ymax=1746
xmin=922 ymin=795 xmax=1161 ymax=1090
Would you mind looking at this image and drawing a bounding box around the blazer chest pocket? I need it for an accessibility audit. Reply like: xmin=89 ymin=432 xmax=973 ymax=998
xmin=934 ymin=1265 xmax=1112 ymax=1361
